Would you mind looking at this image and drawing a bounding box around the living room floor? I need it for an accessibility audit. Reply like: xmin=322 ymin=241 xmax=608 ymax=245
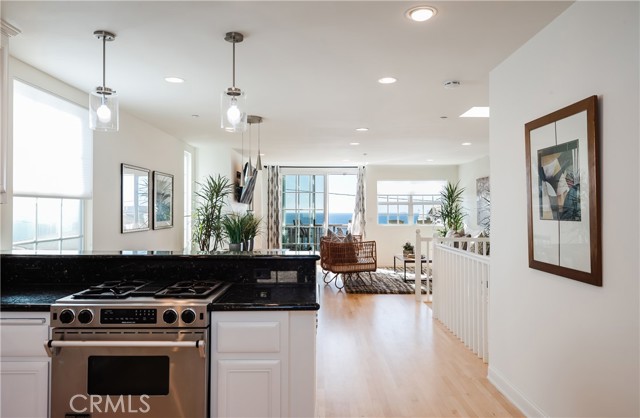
xmin=315 ymin=270 xmax=522 ymax=418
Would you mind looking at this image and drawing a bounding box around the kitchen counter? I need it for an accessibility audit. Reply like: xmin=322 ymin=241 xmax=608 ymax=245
xmin=1 ymin=286 xmax=87 ymax=311
xmin=0 ymin=251 xmax=320 ymax=311
xmin=211 ymin=283 xmax=319 ymax=311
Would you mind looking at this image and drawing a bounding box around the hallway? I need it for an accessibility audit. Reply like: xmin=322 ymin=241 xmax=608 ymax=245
xmin=315 ymin=278 xmax=522 ymax=417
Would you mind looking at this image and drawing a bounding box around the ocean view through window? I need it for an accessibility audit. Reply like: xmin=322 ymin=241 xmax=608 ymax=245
xmin=281 ymin=170 xmax=356 ymax=251
xmin=377 ymin=180 xmax=446 ymax=225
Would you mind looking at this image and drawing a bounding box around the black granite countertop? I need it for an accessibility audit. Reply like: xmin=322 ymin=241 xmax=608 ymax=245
xmin=211 ymin=283 xmax=320 ymax=311
xmin=1 ymin=285 xmax=88 ymax=312
xmin=1 ymin=252 xmax=320 ymax=312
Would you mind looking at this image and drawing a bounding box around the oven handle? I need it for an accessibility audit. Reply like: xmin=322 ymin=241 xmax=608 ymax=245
xmin=44 ymin=339 xmax=206 ymax=358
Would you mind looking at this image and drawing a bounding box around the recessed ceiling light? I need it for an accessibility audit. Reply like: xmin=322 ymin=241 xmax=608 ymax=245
xmin=462 ymin=142 xmax=472 ymax=146
xmin=378 ymin=77 xmax=397 ymax=84
xmin=191 ymin=114 xmax=200 ymax=118
xmin=225 ymin=127 xmax=235 ymax=132
xmin=406 ymin=6 xmax=437 ymax=22
xmin=355 ymin=127 xmax=369 ymax=132
xmin=460 ymin=107 xmax=490 ymax=118
xmin=426 ymin=159 xmax=434 ymax=162
xmin=350 ymin=142 xmax=360 ymax=146
xmin=164 ymin=77 xmax=184 ymax=83
xmin=259 ymin=153 xmax=265 ymax=156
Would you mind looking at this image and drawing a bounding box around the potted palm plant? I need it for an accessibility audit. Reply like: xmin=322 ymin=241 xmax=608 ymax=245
xmin=436 ymin=181 xmax=466 ymax=236
xmin=221 ymin=212 xmax=246 ymax=251
xmin=192 ymin=174 xmax=233 ymax=252
xmin=241 ymin=212 xmax=262 ymax=251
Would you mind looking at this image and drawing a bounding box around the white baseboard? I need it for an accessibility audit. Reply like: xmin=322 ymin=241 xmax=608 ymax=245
xmin=487 ymin=366 xmax=548 ymax=418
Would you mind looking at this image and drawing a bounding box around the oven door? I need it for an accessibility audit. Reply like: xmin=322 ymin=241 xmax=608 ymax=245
xmin=47 ymin=329 xmax=208 ymax=418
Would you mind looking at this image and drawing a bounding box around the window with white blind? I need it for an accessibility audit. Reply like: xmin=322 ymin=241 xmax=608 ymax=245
xmin=12 ymin=79 xmax=92 ymax=251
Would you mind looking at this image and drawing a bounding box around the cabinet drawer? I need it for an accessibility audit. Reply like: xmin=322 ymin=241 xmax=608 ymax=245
xmin=217 ymin=322 xmax=281 ymax=353
xmin=0 ymin=316 xmax=49 ymax=357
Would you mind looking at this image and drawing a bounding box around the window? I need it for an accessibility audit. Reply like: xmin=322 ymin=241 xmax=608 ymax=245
xmin=377 ymin=180 xmax=446 ymax=225
xmin=183 ymin=151 xmax=192 ymax=250
xmin=281 ymin=171 xmax=356 ymax=251
xmin=12 ymin=80 xmax=91 ymax=251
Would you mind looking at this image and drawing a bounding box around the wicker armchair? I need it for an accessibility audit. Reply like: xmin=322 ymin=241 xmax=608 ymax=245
xmin=320 ymin=236 xmax=377 ymax=289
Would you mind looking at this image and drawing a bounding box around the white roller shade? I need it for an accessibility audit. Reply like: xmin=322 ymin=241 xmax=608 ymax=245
xmin=13 ymin=79 xmax=92 ymax=198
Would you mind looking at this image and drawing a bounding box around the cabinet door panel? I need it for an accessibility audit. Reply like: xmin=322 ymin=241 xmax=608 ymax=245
xmin=217 ymin=322 xmax=281 ymax=353
xmin=0 ymin=361 xmax=49 ymax=418
xmin=0 ymin=316 xmax=49 ymax=357
xmin=217 ymin=359 xmax=281 ymax=417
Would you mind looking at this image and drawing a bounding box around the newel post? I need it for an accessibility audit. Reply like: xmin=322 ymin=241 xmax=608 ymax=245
xmin=415 ymin=229 xmax=422 ymax=302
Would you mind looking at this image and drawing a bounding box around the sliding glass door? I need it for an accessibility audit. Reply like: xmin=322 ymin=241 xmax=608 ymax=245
xmin=281 ymin=171 xmax=356 ymax=251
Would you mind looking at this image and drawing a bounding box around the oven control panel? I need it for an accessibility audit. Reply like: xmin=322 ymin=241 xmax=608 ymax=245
xmin=101 ymin=308 xmax=157 ymax=324
xmin=50 ymin=305 xmax=209 ymax=328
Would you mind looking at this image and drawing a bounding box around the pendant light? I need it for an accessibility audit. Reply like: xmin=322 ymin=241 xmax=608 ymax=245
xmin=256 ymin=122 xmax=263 ymax=171
xmin=221 ymin=32 xmax=247 ymax=132
xmin=89 ymin=30 xmax=119 ymax=131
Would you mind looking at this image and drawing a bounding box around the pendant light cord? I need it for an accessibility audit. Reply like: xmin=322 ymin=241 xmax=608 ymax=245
xmin=232 ymin=41 xmax=236 ymax=88
xmin=102 ymin=34 xmax=106 ymax=89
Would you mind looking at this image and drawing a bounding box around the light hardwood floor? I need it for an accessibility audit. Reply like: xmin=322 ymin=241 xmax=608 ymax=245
xmin=315 ymin=274 xmax=523 ymax=418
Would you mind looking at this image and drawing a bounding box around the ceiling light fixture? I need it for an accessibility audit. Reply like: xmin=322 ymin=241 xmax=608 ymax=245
xmin=164 ymin=77 xmax=184 ymax=83
xmin=443 ymin=80 xmax=460 ymax=89
xmin=221 ymin=32 xmax=247 ymax=132
xmin=460 ymin=107 xmax=490 ymax=118
xmin=378 ymin=77 xmax=397 ymax=84
xmin=355 ymin=127 xmax=369 ymax=132
xmin=462 ymin=142 xmax=472 ymax=146
xmin=89 ymin=30 xmax=118 ymax=132
xmin=247 ymin=115 xmax=263 ymax=171
xmin=406 ymin=6 xmax=437 ymax=22
xmin=350 ymin=142 xmax=360 ymax=146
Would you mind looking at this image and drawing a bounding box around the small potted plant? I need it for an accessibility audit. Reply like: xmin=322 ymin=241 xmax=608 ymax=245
xmin=221 ymin=212 xmax=245 ymax=251
xmin=403 ymin=242 xmax=414 ymax=258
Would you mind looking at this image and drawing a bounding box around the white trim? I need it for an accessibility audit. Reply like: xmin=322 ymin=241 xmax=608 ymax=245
xmin=487 ymin=366 xmax=548 ymax=418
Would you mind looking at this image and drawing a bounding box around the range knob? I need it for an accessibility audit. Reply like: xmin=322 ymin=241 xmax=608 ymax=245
xmin=77 ymin=309 xmax=93 ymax=324
xmin=162 ymin=309 xmax=178 ymax=324
xmin=59 ymin=309 xmax=75 ymax=324
xmin=181 ymin=309 xmax=196 ymax=324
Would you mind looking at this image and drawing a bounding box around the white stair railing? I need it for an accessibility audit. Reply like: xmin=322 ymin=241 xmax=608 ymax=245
xmin=415 ymin=230 xmax=490 ymax=363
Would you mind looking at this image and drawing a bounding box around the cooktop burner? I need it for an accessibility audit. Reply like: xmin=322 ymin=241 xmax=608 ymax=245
xmin=71 ymin=279 xmax=227 ymax=300
xmin=154 ymin=280 xmax=227 ymax=298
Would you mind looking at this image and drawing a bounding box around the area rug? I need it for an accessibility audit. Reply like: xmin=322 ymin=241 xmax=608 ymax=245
xmin=344 ymin=268 xmax=428 ymax=294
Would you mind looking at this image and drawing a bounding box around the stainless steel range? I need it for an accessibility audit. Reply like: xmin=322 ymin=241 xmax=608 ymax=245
xmin=46 ymin=279 xmax=230 ymax=418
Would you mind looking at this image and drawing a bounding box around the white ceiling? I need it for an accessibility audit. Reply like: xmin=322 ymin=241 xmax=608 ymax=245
xmin=2 ymin=1 xmax=571 ymax=166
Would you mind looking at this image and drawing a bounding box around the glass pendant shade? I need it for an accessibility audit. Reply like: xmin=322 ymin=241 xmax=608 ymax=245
xmin=221 ymin=89 xmax=247 ymax=132
xmin=90 ymin=87 xmax=119 ymax=131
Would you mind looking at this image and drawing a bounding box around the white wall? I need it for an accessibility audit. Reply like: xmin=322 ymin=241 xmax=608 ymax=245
xmin=365 ymin=164 xmax=458 ymax=264
xmin=3 ymin=58 xmax=190 ymax=251
xmin=458 ymin=155 xmax=490 ymax=232
xmin=489 ymin=3 xmax=639 ymax=417
xmin=92 ymin=112 xmax=187 ymax=251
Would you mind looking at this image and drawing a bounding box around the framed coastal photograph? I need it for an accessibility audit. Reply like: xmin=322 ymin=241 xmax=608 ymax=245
xmin=153 ymin=171 xmax=174 ymax=229
xmin=121 ymin=164 xmax=150 ymax=233
xmin=524 ymin=95 xmax=601 ymax=286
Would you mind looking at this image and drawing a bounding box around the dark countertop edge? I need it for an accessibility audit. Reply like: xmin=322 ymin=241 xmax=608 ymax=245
xmin=209 ymin=303 xmax=320 ymax=311
xmin=1 ymin=304 xmax=51 ymax=312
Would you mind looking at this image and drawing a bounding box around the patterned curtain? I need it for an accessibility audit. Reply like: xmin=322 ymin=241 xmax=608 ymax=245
xmin=266 ymin=165 xmax=281 ymax=249
xmin=352 ymin=166 xmax=366 ymax=238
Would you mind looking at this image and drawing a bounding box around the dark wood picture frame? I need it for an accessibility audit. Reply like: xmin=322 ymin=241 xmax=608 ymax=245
xmin=153 ymin=171 xmax=174 ymax=229
xmin=525 ymin=95 xmax=601 ymax=286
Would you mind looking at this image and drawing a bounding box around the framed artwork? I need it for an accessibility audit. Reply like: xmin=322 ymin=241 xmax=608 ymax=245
xmin=153 ymin=171 xmax=174 ymax=229
xmin=525 ymin=95 xmax=601 ymax=286
xmin=121 ymin=164 xmax=150 ymax=233
xmin=476 ymin=176 xmax=490 ymax=234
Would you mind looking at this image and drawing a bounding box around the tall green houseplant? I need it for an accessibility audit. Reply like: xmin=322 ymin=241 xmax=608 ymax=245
xmin=437 ymin=181 xmax=466 ymax=236
xmin=192 ymin=174 xmax=232 ymax=251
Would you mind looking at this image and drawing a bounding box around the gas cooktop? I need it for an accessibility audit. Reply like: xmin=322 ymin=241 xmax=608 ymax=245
xmin=70 ymin=279 xmax=228 ymax=300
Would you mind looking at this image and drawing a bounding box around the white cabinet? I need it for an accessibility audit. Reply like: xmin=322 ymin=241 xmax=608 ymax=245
xmin=0 ymin=312 xmax=50 ymax=418
xmin=211 ymin=311 xmax=316 ymax=418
